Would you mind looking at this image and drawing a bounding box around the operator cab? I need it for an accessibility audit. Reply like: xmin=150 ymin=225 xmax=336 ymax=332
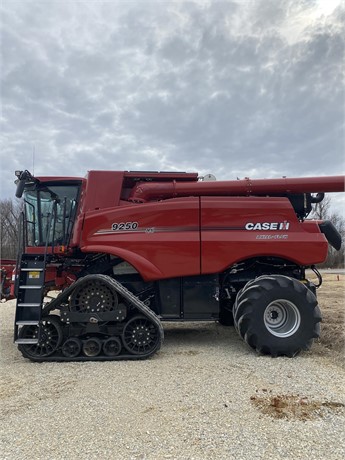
xmin=15 ymin=170 xmax=82 ymax=248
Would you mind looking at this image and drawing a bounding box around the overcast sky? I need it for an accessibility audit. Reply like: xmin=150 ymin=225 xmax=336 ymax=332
xmin=1 ymin=0 xmax=344 ymax=212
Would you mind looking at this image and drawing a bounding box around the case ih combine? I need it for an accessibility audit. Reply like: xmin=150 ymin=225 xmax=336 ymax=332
xmin=9 ymin=169 xmax=344 ymax=361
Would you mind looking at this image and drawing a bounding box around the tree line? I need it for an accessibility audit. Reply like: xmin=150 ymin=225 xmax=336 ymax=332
xmin=0 ymin=197 xmax=344 ymax=267
xmin=309 ymin=196 xmax=345 ymax=268
xmin=0 ymin=199 xmax=22 ymax=260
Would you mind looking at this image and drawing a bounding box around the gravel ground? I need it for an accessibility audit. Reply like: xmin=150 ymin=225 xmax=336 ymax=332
xmin=1 ymin=293 xmax=345 ymax=460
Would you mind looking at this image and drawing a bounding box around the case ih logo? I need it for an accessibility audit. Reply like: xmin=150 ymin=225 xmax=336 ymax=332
xmin=245 ymin=221 xmax=290 ymax=231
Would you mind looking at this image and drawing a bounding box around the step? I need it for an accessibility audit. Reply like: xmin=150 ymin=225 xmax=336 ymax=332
xmin=19 ymin=285 xmax=43 ymax=290
xmin=20 ymin=268 xmax=44 ymax=272
xmin=16 ymin=321 xmax=39 ymax=326
xmin=17 ymin=303 xmax=41 ymax=307
xmin=15 ymin=338 xmax=39 ymax=345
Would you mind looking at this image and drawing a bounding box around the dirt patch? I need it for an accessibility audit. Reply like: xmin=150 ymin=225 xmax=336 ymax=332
xmin=251 ymin=389 xmax=345 ymax=421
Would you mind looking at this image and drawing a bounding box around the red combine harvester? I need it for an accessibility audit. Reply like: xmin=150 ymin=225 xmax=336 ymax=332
xmin=1 ymin=260 xmax=16 ymax=300
xmin=11 ymin=169 xmax=344 ymax=361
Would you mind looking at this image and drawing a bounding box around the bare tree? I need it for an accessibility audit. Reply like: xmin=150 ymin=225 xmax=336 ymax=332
xmin=310 ymin=195 xmax=332 ymax=220
xmin=0 ymin=199 xmax=22 ymax=260
xmin=310 ymin=196 xmax=345 ymax=268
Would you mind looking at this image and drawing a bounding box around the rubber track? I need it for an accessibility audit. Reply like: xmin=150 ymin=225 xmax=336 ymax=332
xmin=19 ymin=274 xmax=164 ymax=362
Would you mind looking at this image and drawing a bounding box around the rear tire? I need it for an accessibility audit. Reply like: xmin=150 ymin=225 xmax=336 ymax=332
xmin=233 ymin=275 xmax=321 ymax=357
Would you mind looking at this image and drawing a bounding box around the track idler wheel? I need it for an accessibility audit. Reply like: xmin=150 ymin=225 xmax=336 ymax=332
xmin=18 ymin=315 xmax=63 ymax=360
xmin=122 ymin=315 xmax=161 ymax=356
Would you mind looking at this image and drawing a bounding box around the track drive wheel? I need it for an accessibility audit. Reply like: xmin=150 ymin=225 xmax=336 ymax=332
xmin=18 ymin=315 xmax=63 ymax=360
xmin=233 ymin=275 xmax=321 ymax=357
xmin=70 ymin=279 xmax=118 ymax=312
xmin=122 ymin=315 xmax=161 ymax=356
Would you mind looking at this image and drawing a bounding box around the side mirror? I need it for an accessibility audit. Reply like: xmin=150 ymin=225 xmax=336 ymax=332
xmin=15 ymin=170 xmax=32 ymax=198
xmin=15 ymin=179 xmax=26 ymax=198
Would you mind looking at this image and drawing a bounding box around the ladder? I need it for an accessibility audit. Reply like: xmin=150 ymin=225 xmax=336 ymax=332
xmin=14 ymin=254 xmax=46 ymax=344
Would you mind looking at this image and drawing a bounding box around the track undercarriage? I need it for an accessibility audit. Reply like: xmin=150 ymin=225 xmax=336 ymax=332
xmin=17 ymin=275 xmax=164 ymax=362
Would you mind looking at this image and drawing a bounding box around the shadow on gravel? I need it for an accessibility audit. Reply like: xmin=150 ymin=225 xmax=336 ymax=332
xmin=162 ymin=322 xmax=239 ymax=346
xmin=159 ymin=323 xmax=249 ymax=359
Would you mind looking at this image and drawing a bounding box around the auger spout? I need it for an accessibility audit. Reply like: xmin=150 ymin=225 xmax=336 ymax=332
xmin=128 ymin=175 xmax=345 ymax=202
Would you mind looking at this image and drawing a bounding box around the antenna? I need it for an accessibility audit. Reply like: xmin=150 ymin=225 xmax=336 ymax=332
xmin=32 ymin=145 xmax=35 ymax=175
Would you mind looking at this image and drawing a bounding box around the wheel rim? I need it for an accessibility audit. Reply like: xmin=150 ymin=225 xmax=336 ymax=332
xmin=18 ymin=317 xmax=63 ymax=358
xmin=103 ymin=337 xmax=122 ymax=356
xmin=82 ymin=338 xmax=102 ymax=357
xmin=70 ymin=280 xmax=118 ymax=313
xmin=122 ymin=315 xmax=160 ymax=355
xmin=264 ymin=299 xmax=301 ymax=337
xmin=62 ymin=338 xmax=82 ymax=358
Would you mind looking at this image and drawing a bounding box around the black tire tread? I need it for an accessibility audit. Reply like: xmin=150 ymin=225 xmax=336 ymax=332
xmin=233 ymin=275 xmax=321 ymax=357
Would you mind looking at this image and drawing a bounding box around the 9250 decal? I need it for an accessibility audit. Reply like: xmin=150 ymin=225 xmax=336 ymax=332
xmin=111 ymin=222 xmax=138 ymax=231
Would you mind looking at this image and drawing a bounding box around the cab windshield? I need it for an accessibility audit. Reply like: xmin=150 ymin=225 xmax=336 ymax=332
xmin=24 ymin=184 xmax=80 ymax=247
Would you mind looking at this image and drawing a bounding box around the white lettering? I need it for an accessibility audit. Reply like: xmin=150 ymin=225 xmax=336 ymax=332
xmin=245 ymin=221 xmax=290 ymax=231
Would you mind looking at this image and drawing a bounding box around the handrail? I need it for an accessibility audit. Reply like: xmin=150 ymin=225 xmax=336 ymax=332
xmin=45 ymin=200 xmax=58 ymax=256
